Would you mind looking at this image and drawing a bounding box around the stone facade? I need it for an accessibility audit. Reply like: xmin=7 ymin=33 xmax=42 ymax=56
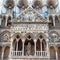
xmin=0 ymin=0 xmax=60 ymax=60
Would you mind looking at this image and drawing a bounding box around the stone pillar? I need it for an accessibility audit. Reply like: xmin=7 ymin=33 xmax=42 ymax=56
xmin=53 ymin=16 xmax=55 ymax=27
xmin=46 ymin=40 xmax=49 ymax=57
xmin=0 ymin=18 xmax=1 ymax=25
xmin=1 ymin=47 xmax=5 ymax=60
xmin=34 ymin=39 xmax=37 ymax=56
xmin=22 ymin=39 xmax=25 ymax=56
xmin=16 ymin=40 xmax=18 ymax=51
xmin=9 ymin=34 xmax=13 ymax=58
xmin=41 ymin=40 xmax=42 ymax=56
xmin=56 ymin=48 xmax=58 ymax=60
xmin=5 ymin=16 xmax=7 ymax=27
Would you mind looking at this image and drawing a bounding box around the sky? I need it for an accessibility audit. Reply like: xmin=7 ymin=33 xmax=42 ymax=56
xmin=0 ymin=0 xmax=60 ymax=14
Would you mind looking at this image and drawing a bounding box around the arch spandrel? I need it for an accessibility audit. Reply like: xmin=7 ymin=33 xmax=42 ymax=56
xmin=0 ymin=31 xmax=10 ymax=42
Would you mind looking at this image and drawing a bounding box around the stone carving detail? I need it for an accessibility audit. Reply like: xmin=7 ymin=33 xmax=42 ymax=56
xmin=13 ymin=24 xmax=48 ymax=31
xmin=13 ymin=7 xmax=47 ymax=22
xmin=0 ymin=34 xmax=9 ymax=42
xmin=26 ymin=42 xmax=31 ymax=56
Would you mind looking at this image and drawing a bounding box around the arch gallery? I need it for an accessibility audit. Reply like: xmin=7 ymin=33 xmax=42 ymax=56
xmin=0 ymin=0 xmax=60 ymax=60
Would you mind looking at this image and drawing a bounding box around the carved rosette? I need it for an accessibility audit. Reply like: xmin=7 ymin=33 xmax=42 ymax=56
xmin=32 ymin=0 xmax=42 ymax=9
xmin=17 ymin=0 xmax=28 ymax=9
xmin=4 ymin=0 xmax=15 ymax=9
xmin=47 ymin=0 xmax=58 ymax=9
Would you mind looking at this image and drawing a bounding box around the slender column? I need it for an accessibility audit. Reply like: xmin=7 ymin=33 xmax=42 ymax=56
xmin=53 ymin=16 xmax=55 ymax=27
xmin=5 ymin=16 xmax=7 ymax=27
xmin=41 ymin=40 xmax=42 ymax=56
xmin=22 ymin=39 xmax=25 ymax=56
xmin=34 ymin=39 xmax=37 ymax=56
xmin=46 ymin=40 xmax=49 ymax=57
xmin=9 ymin=34 xmax=13 ymax=58
xmin=9 ymin=42 xmax=13 ymax=57
xmin=16 ymin=41 xmax=18 ymax=51
xmin=1 ymin=47 xmax=5 ymax=60
xmin=56 ymin=48 xmax=58 ymax=60
xmin=0 ymin=18 xmax=1 ymax=25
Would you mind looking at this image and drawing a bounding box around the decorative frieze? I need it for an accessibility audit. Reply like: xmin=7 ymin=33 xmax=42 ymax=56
xmin=13 ymin=24 xmax=48 ymax=31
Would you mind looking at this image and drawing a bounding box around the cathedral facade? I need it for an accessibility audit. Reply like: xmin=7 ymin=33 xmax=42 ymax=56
xmin=0 ymin=0 xmax=60 ymax=60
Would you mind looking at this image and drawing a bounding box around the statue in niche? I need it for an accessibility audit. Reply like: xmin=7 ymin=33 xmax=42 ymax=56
xmin=26 ymin=42 xmax=31 ymax=56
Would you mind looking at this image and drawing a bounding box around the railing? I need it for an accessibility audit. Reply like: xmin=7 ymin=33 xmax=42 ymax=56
xmin=11 ymin=51 xmax=22 ymax=56
xmin=11 ymin=51 xmax=47 ymax=57
xmin=36 ymin=51 xmax=47 ymax=56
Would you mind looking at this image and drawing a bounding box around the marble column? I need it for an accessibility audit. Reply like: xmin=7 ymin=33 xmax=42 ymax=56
xmin=1 ymin=47 xmax=5 ymax=60
xmin=5 ymin=16 xmax=8 ymax=27
xmin=46 ymin=40 xmax=49 ymax=57
xmin=34 ymin=39 xmax=37 ymax=56
xmin=56 ymin=48 xmax=58 ymax=60
xmin=40 ymin=40 xmax=42 ymax=56
xmin=0 ymin=18 xmax=1 ymax=25
xmin=53 ymin=16 xmax=55 ymax=27
xmin=22 ymin=39 xmax=25 ymax=56
xmin=9 ymin=34 xmax=13 ymax=58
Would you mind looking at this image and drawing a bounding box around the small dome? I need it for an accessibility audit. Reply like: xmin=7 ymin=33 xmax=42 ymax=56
xmin=17 ymin=0 xmax=28 ymax=9
xmin=47 ymin=0 xmax=58 ymax=9
xmin=32 ymin=0 xmax=42 ymax=9
xmin=4 ymin=0 xmax=15 ymax=9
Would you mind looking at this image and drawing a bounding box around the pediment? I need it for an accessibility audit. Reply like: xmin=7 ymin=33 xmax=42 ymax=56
xmin=13 ymin=7 xmax=48 ymax=22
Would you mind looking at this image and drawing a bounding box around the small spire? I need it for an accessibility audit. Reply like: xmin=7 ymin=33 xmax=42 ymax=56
xmin=28 ymin=0 xmax=33 ymax=7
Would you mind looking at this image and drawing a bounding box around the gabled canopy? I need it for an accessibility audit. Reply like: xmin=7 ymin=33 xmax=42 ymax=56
xmin=13 ymin=7 xmax=48 ymax=23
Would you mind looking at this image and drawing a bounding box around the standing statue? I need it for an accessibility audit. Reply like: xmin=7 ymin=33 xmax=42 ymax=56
xmin=26 ymin=42 xmax=31 ymax=56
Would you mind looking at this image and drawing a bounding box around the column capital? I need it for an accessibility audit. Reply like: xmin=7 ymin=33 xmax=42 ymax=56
xmin=34 ymin=39 xmax=37 ymax=42
xmin=22 ymin=38 xmax=25 ymax=42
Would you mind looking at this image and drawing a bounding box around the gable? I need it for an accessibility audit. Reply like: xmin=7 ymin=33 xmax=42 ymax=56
xmin=13 ymin=7 xmax=48 ymax=22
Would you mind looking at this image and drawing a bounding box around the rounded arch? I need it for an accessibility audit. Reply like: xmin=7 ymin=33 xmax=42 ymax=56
xmin=4 ymin=46 xmax=10 ymax=59
xmin=50 ymin=46 xmax=56 ymax=60
xmin=0 ymin=46 xmax=2 ymax=59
